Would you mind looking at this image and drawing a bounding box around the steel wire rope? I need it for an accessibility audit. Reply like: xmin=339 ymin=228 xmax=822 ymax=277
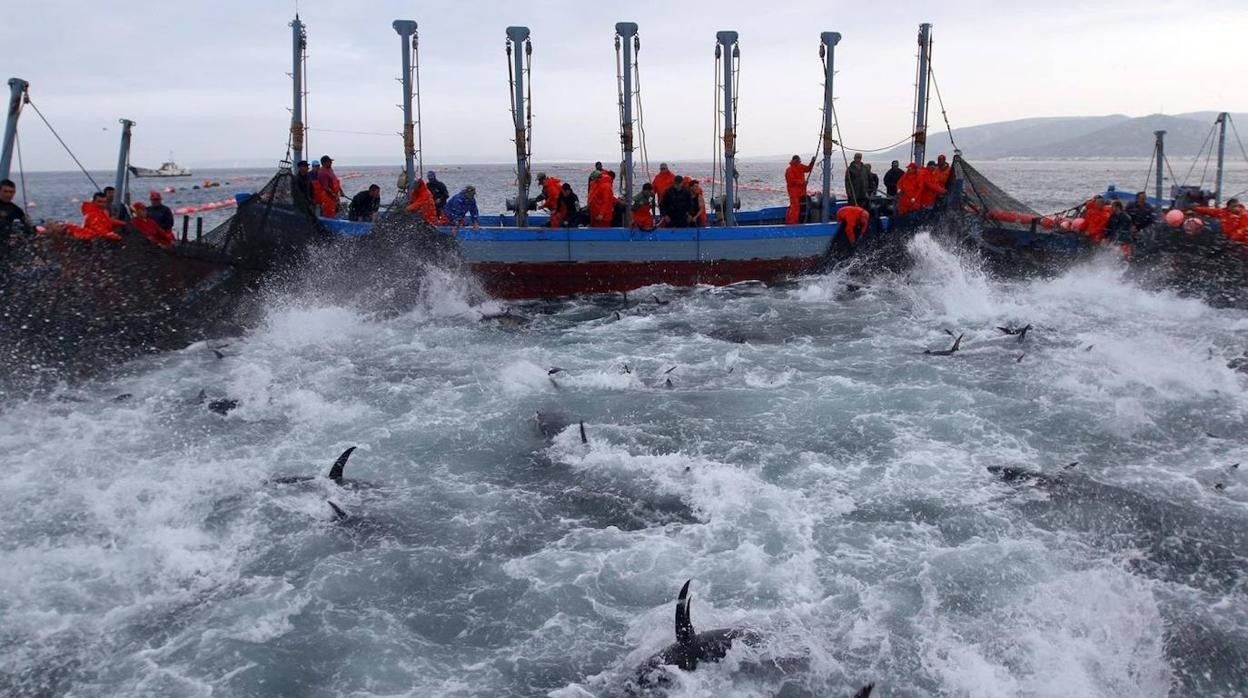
xmin=711 ymin=45 xmax=722 ymax=206
xmin=633 ymin=35 xmax=651 ymax=183
xmin=25 ymin=96 xmax=100 ymax=191
xmin=1180 ymin=120 xmax=1217 ymax=189
xmin=16 ymin=129 xmax=29 ymax=211
xmin=615 ymin=33 xmax=626 ymax=196
xmin=413 ymin=30 xmax=424 ymax=178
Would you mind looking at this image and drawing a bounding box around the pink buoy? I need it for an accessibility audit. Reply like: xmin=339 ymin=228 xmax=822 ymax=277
xmin=1183 ymin=217 xmax=1204 ymax=235
xmin=1060 ymin=219 xmax=1072 ymax=230
xmin=1163 ymin=209 xmax=1184 ymax=226
xmin=1073 ymin=217 xmax=1087 ymax=232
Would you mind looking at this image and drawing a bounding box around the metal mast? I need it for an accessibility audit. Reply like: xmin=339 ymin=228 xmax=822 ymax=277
xmin=290 ymin=15 xmax=306 ymax=164
xmin=0 ymin=78 xmax=28 ymax=182
xmin=819 ymin=32 xmax=841 ymax=223
xmin=616 ymin=22 xmax=638 ymax=226
xmin=506 ymin=26 xmax=532 ymax=227
xmin=1215 ymin=112 xmax=1227 ymax=205
xmin=717 ymin=31 xmax=739 ymax=226
xmin=393 ymin=19 xmax=418 ymax=192
xmin=1153 ymin=129 xmax=1165 ymax=205
xmin=113 ymin=119 xmax=134 ymax=216
xmin=911 ymin=23 xmax=933 ymax=166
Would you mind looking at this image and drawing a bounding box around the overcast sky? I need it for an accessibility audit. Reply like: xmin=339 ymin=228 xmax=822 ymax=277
xmin=4 ymin=0 xmax=1246 ymax=171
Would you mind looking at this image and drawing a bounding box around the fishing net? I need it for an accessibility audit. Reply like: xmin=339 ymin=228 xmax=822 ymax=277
xmin=201 ymin=165 xmax=332 ymax=269
xmin=953 ymin=155 xmax=1038 ymax=226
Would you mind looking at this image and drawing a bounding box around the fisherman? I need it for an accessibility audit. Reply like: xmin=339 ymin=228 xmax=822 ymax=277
xmin=63 ymin=191 xmax=124 ymax=242
xmin=146 ymin=190 xmax=174 ymax=233
xmin=1105 ymin=199 xmax=1133 ymax=250
xmin=557 ymin=182 xmax=580 ymax=228
xmin=442 ymin=186 xmax=480 ymax=230
xmin=588 ymin=170 xmax=616 ymax=228
xmin=662 ymin=175 xmax=694 ymax=228
xmin=687 ymin=178 xmax=707 ymax=227
xmin=785 ymin=154 xmax=815 ymax=224
xmin=348 ymin=184 xmax=382 ymax=222
xmin=895 ymin=163 xmax=921 ymax=215
xmin=315 ymin=155 xmax=343 ymax=217
xmin=102 ymin=186 xmax=130 ymax=222
xmin=866 ymin=164 xmax=879 ymax=197
xmin=632 ymin=183 xmax=656 ymax=231
xmin=1082 ymin=194 xmax=1111 ymax=243
xmin=933 ymin=154 xmax=953 ymax=188
xmin=128 ymin=202 xmax=174 ymax=249
xmin=293 ymin=160 xmax=314 ymax=204
xmin=652 ymin=162 xmax=676 ymax=203
xmin=835 ymin=204 xmax=870 ymax=245
xmin=1192 ymin=198 xmax=1248 ymax=243
xmin=1125 ymin=191 xmax=1156 ymax=230
xmin=844 ymin=153 xmax=871 ymax=207
xmin=883 ymin=160 xmax=904 ymax=197
xmin=588 ymin=161 xmax=604 ymax=189
xmin=532 ymin=172 xmax=563 ymax=225
xmin=917 ymin=161 xmax=946 ymax=209
xmin=0 ymin=178 xmax=30 ymax=236
xmin=404 ymin=178 xmax=437 ymax=223
xmin=426 ymin=171 xmax=450 ymax=215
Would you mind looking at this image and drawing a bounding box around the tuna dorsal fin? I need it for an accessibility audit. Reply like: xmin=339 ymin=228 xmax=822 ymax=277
xmin=328 ymin=500 xmax=348 ymax=520
xmin=675 ymin=579 xmax=695 ymax=644
xmin=328 ymin=447 xmax=357 ymax=480
xmin=853 ymin=683 xmax=875 ymax=698
xmin=951 ymin=334 xmax=963 ymax=352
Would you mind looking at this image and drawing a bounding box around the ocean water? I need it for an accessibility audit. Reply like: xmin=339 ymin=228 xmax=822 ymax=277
xmin=1 ymin=160 xmax=1247 ymax=697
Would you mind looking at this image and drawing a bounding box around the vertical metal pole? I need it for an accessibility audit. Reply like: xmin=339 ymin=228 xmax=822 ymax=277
xmin=1215 ymin=112 xmax=1227 ymax=206
xmin=1153 ymin=130 xmax=1165 ymax=205
xmin=393 ymin=20 xmax=418 ymax=193
xmin=717 ymin=31 xmax=738 ymax=226
xmin=290 ymin=16 xmax=305 ymax=164
xmin=0 ymin=78 xmax=28 ymax=182
xmin=912 ymin=23 xmax=932 ymax=166
xmin=507 ymin=26 xmax=531 ymax=227
xmin=616 ymin=22 xmax=638 ymax=226
xmin=819 ymin=32 xmax=841 ymax=223
xmin=113 ymin=119 xmax=134 ymax=217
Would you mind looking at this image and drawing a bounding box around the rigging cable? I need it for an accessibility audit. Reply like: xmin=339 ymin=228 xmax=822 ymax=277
xmin=25 ymin=96 xmax=101 ymax=191
xmin=633 ymin=34 xmax=651 ymax=183
xmin=711 ymin=43 xmax=722 ymax=205
xmin=413 ymin=30 xmax=424 ymax=178
xmin=1180 ymin=120 xmax=1217 ymax=189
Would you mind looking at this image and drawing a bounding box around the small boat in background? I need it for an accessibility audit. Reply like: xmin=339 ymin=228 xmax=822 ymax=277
xmin=128 ymin=159 xmax=192 ymax=177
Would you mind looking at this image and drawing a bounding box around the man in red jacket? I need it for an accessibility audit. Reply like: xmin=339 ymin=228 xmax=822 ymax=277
xmin=785 ymin=155 xmax=815 ymax=224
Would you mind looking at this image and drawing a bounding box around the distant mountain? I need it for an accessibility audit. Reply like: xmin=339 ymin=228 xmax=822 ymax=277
xmin=877 ymin=112 xmax=1247 ymax=161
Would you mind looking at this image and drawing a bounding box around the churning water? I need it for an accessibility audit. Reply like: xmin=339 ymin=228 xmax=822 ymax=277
xmin=2 ymin=162 xmax=1247 ymax=697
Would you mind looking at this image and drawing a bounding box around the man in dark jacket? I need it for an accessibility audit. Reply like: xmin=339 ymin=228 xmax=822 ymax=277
xmin=146 ymin=191 xmax=175 ymax=233
xmin=1125 ymin=191 xmax=1156 ymax=230
xmin=660 ymin=175 xmax=693 ymax=228
xmin=883 ymin=160 xmax=904 ymax=197
xmin=348 ymin=184 xmax=382 ymax=221
xmin=844 ymin=153 xmax=871 ymax=207
xmin=293 ymin=160 xmax=314 ymax=204
xmin=426 ymin=171 xmax=450 ymax=214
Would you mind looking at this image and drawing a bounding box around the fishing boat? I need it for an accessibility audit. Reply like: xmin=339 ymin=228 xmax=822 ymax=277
xmin=128 ymin=158 xmax=192 ymax=177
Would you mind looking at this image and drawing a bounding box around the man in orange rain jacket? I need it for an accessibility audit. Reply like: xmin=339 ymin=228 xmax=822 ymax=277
xmin=1082 ymin=195 xmax=1112 ymax=243
xmin=62 ymin=192 xmax=123 ymax=241
xmin=835 ymin=205 xmax=870 ymax=245
xmin=652 ymin=163 xmax=676 ymax=203
xmin=128 ymin=202 xmax=174 ymax=249
xmin=917 ymin=161 xmax=947 ymax=209
xmin=405 ymin=179 xmax=437 ymax=223
xmin=588 ymin=171 xmax=616 ymax=228
xmin=895 ymin=163 xmax=921 ymax=215
xmin=632 ymin=183 xmax=656 ymax=230
xmin=534 ymin=172 xmax=563 ymax=227
xmin=315 ymin=155 xmax=343 ymax=218
xmin=1193 ymin=198 xmax=1248 ymax=243
xmin=933 ymin=154 xmax=953 ymax=188
xmin=785 ymin=155 xmax=815 ymax=224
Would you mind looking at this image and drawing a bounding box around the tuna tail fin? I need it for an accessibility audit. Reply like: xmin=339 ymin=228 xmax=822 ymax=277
xmin=951 ymin=334 xmax=964 ymax=352
xmin=579 ymin=421 xmax=588 ymax=444
xmin=328 ymin=447 xmax=357 ymax=480
xmin=853 ymin=683 xmax=875 ymax=698
xmin=675 ymin=579 xmax=695 ymax=644
xmin=328 ymin=500 xmax=349 ymax=520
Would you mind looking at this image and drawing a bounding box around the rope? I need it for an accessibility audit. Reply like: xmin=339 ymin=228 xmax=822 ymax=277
xmin=835 ymin=134 xmax=915 ymax=154
xmin=829 ymin=96 xmax=850 ymax=171
xmin=633 ymin=35 xmax=651 ymax=183
xmin=307 ymin=127 xmax=395 ymax=137
xmin=26 ymin=97 xmax=101 ymax=191
xmin=1180 ymin=120 xmax=1217 ymax=188
xmin=711 ymin=45 xmax=721 ymax=205
xmin=615 ymin=34 xmax=626 ymax=196
xmin=413 ymin=31 xmax=424 ymax=178
xmin=927 ymin=42 xmax=957 ymax=153
xmin=15 ymin=129 xmax=29 ymax=211
xmin=1229 ymin=114 xmax=1248 ymax=168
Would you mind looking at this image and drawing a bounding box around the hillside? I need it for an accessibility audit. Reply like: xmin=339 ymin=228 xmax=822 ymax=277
xmin=877 ymin=112 xmax=1246 ymax=161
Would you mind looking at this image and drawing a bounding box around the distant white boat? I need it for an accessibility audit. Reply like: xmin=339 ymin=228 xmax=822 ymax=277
xmin=128 ymin=160 xmax=192 ymax=178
